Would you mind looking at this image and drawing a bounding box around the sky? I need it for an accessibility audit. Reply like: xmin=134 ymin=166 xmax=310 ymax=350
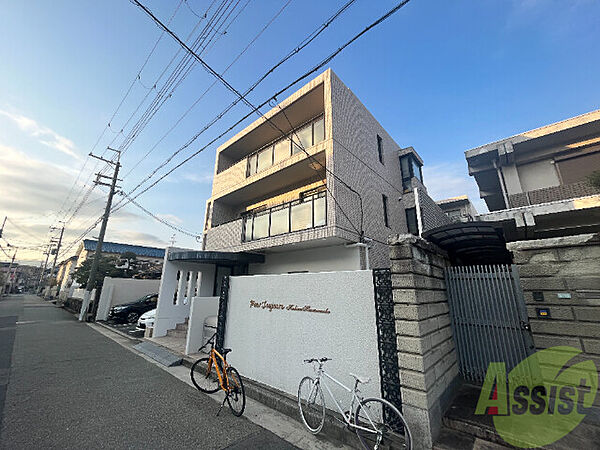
xmin=1 ymin=0 xmax=599 ymax=265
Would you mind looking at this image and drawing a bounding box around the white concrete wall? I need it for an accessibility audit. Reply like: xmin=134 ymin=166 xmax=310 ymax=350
xmin=154 ymin=247 xmax=216 ymax=337
xmin=72 ymin=288 xmax=95 ymax=300
xmin=95 ymin=277 xmax=161 ymax=321
xmin=248 ymin=244 xmax=361 ymax=274
xmin=185 ymin=296 xmax=219 ymax=355
xmin=223 ymin=270 xmax=381 ymax=403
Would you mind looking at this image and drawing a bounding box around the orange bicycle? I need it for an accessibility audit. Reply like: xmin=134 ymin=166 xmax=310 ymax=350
xmin=190 ymin=332 xmax=246 ymax=416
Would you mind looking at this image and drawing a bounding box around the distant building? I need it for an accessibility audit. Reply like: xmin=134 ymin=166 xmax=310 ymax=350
xmin=56 ymin=240 xmax=165 ymax=292
xmin=465 ymin=110 xmax=600 ymax=240
xmin=436 ymin=196 xmax=478 ymax=223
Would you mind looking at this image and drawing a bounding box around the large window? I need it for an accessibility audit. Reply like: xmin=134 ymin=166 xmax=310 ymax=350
xmin=399 ymin=153 xmax=423 ymax=191
xmin=241 ymin=190 xmax=326 ymax=242
xmin=405 ymin=207 xmax=418 ymax=235
xmin=246 ymin=115 xmax=325 ymax=177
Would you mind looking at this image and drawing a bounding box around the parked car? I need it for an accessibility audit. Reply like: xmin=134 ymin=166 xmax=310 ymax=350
xmin=108 ymin=293 xmax=158 ymax=323
xmin=136 ymin=308 xmax=156 ymax=330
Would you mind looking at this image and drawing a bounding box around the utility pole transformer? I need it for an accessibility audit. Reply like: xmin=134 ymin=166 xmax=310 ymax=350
xmin=79 ymin=149 xmax=121 ymax=321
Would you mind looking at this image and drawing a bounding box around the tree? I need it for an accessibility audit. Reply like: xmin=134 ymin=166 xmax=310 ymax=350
xmin=72 ymin=254 xmax=140 ymax=289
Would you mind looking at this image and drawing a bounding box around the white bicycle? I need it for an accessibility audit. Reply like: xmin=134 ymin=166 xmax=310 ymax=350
xmin=298 ymin=357 xmax=412 ymax=449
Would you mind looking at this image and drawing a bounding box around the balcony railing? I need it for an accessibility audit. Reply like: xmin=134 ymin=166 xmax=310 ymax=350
xmin=508 ymin=181 xmax=600 ymax=208
xmin=241 ymin=190 xmax=326 ymax=242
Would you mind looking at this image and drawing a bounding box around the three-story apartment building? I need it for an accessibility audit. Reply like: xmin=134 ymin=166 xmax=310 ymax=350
xmin=202 ymin=69 xmax=448 ymax=271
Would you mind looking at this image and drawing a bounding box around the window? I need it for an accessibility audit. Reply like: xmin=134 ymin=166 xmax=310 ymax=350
xmin=377 ymin=135 xmax=384 ymax=164
xmin=247 ymin=153 xmax=257 ymax=176
xmin=400 ymin=154 xmax=423 ymax=191
xmin=270 ymin=206 xmax=289 ymax=236
xmin=313 ymin=195 xmax=326 ymax=226
xmin=382 ymin=194 xmax=389 ymax=228
xmin=405 ymin=207 xmax=418 ymax=235
xmin=313 ymin=117 xmax=325 ymax=144
xmin=273 ymin=139 xmax=290 ymax=164
xmin=257 ymin=146 xmax=273 ymax=173
xmin=245 ymin=115 xmax=325 ymax=176
xmin=252 ymin=212 xmax=269 ymax=239
xmin=241 ymin=191 xmax=326 ymax=242
xmin=291 ymin=200 xmax=312 ymax=231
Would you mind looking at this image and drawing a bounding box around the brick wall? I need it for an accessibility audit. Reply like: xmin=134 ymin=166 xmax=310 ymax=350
xmin=416 ymin=186 xmax=451 ymax=234
xmin=390 ymin=234 xmax=460 ymax=450
xmin=508 ymin=233 xmax=600 ymax=369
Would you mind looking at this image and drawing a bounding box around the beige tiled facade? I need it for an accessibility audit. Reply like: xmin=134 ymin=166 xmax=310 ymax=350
xmin=203 ymin=69 xmax=448 ymax=268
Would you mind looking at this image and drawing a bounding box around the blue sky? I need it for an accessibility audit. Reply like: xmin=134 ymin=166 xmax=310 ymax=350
xmin=1 ymin=0 xmax=599 ymax=263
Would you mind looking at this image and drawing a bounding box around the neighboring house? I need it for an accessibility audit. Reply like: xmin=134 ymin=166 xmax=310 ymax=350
xmin=436 ymin=195 xmax=479 ymax=223
xmin=0 ymin=262 xmax=38 ymax=294
xmin=55 ymin=255 xmax=78 ymax=293
xmin=202 ymin=68 xmax=448 ymax=271
xmin=65 ymin=240 xmax=165 ymax=290
xmin=465 ymin=109 xmax=600 ymax=240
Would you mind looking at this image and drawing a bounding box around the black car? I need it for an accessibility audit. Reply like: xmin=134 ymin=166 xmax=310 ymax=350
xmin=108 ymin=293 xmax=158 ymax=323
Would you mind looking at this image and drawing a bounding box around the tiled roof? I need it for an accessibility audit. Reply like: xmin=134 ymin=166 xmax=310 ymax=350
xmin=83 ymin=239 xmax=165 ymax=258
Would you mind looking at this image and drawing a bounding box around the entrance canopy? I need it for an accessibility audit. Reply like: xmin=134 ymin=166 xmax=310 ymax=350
xmin=168 ymin=250 xmax=265 ymax=265
xmin=422 ymin=221 xmax=512 ymax=265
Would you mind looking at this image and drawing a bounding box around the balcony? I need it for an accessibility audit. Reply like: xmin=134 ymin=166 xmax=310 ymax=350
xmin=242 ymin=190 xmax=326 ymax=242
xmin=508 ymin=181 xmax=600 ymax=208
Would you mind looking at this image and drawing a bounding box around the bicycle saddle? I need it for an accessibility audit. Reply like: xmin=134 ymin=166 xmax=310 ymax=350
xmin=350 ymin=373 xmax=371 ymax=384
xmin=222 ymin=348 xmax=232 ymax=356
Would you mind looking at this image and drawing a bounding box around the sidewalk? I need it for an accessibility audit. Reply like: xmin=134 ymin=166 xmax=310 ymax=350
xmin=0 ymin=295 xmax=306 ymax=449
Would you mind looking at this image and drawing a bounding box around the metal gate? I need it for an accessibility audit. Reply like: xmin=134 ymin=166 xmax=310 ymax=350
xmin=445 ymin=264 xmax=535 ymax=384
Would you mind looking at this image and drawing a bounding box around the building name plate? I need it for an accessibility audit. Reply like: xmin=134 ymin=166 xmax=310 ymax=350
xmin=249 ymin=300 xmax=330 ymax=314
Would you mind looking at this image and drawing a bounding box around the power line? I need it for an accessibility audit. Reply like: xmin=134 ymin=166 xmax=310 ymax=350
xmin=116 ymin=0 xmax=409 ymax=212
xmin=118 ymin=0 xmax=356 ymax=204
xmin=53 ymin=0 xmax=187 ymax=228
xmin=122 ymin=0 xmax=293 ymax=180
xmin=119 ymin=191 xmax=202 ymax=239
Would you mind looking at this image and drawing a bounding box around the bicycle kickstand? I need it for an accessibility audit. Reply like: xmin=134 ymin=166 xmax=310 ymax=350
xmin=216 ymin=395 xmax=228 ymax=417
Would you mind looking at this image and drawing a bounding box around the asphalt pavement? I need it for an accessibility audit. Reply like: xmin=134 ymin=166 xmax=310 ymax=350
xmin=0 ymin=294 xmax=297 ymax=449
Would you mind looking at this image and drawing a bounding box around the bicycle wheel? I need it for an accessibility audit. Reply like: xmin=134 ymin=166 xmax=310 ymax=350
xmin=190 ymin=357 xmax=220 ymax=394
xmin=354 ymin=398 xmax=412 ymax=449
xmin=226 ymin=366 xmax=246 ymax=416
xmin=297 ymin=376 xmax=325 ymax=434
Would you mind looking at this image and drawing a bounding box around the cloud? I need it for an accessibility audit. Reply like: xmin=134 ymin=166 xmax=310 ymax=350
xmin=422 ymin=162 xmax=488 ymax=214
xmin=181 ymin=172 xmax=213 ymax=184
xmin=0 ymin=109 xmax=79 ymax=159
xmin=156 ymin=213 xmax=183 ymax=225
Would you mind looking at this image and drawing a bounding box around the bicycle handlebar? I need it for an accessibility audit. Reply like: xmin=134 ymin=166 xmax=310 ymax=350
xmin=303 ymin=357 xmax=331 ymax=364
xmin=198 ymin=332 xmax=217 ymax=352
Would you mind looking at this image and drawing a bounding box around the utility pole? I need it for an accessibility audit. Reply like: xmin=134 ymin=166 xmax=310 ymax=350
xmin=6 ymin=250 xmax=16 ymax=294
xmin=38 ymin=244 xmax=51 ymax=294
xmin=79 ymin=148 xmax=121 ymax=321
xmin=45 ymin=224 xmax=65 ymax=299
xmin=0 ymin=216 xmax=6 ymax=239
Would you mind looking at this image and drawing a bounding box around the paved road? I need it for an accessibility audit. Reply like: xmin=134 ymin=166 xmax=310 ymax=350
xmin=0 ymin=295 xmax=297 ymax=449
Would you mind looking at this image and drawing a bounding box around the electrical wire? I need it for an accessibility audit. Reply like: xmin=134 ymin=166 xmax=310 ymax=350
xmin=116 ymin=0 xmax=409 ymax=213
xmin=122 ymin=0 xmax=293 ymax=180
xmin=118 ymin=0 xmax=356 ymax=204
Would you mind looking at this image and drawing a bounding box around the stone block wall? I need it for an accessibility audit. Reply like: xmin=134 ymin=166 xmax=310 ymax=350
xmin=389 ymin=234 xmax=460 ymax=450
xmin=508 ymin=233 xmax=600 ymax=366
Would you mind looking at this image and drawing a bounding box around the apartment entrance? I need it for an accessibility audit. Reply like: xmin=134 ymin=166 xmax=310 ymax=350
xmin=445 ymin=264 xmax=535 ymax=384
xmin=423 ymin=222 xmax=535 ymax=384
